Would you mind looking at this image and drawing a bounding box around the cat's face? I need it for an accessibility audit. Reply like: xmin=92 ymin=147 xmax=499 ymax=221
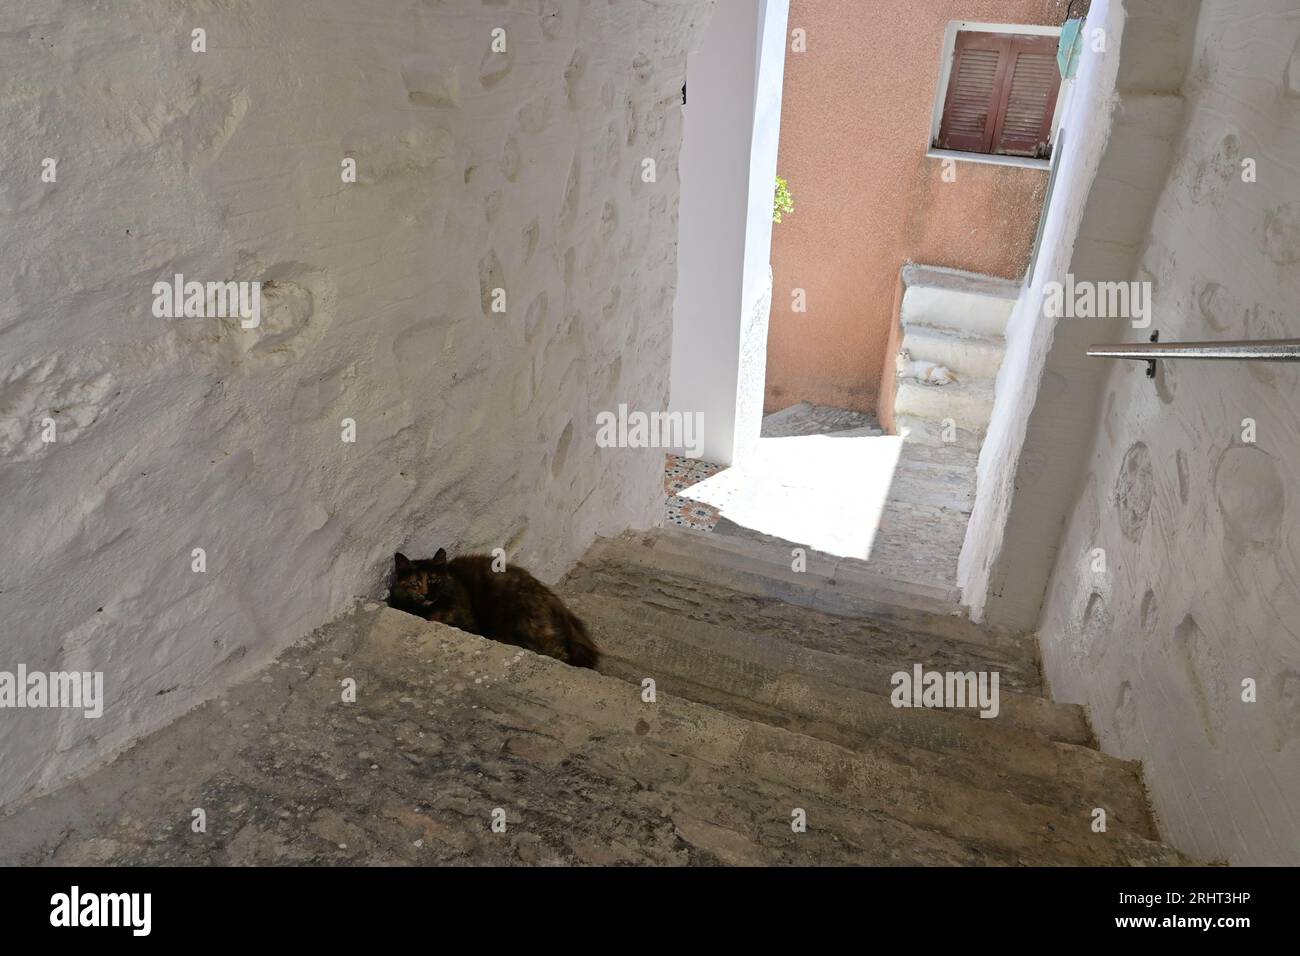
xmin=391 ymin=549 xmax=455 ymax=610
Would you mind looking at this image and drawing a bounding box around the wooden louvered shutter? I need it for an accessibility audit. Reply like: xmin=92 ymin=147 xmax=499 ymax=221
xmin=991 ymin=35 xmax=1062 ymax=158
xmin=936 ymin=32 xmax=1013 ymax=154
xmin=937 ymin=32 xmax=1062 ymax=159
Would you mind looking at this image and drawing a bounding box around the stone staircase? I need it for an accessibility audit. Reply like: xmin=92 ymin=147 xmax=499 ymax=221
xmin=0 ymin=526 xmax=1190 ymax=866
xmin=893 ymin=264 xmax=1019 ymax=445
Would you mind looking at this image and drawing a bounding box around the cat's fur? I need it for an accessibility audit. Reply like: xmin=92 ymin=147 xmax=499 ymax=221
xmin=897 ymin=349 xmax=957 ymax=386
xmin=388 ymin=549 xmax=601 ymax=669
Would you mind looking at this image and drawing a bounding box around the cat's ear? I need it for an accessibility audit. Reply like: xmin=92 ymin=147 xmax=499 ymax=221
xmin=394 ymin=552 xmax=411 ymax=570
xmin=432 ymin=547 xmax=448 ymax=566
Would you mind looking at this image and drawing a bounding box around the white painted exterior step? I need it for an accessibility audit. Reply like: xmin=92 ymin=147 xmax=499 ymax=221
xmin=901 ymin=324 xmax=1006 ymax=380
xmin=896 ymin=378 xmax=995 ymax=433
xmin=899 ymin=264 xmax=1020 ymax=337
xmin=894 ymin=264 xmax=1016 ymax=439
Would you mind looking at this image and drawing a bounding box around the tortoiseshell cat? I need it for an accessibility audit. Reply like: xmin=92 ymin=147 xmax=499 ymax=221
xmin=388 ymin=549 xmax=600 ymax=669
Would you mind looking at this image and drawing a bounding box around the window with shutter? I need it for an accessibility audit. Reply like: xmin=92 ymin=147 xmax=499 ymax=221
xmin=936 ymin=31 xmax=1062 ymax=160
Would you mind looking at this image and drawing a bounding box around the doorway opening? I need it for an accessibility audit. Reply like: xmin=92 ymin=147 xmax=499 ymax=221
xmin=669 ymin=5 xmax=1074 ymax=601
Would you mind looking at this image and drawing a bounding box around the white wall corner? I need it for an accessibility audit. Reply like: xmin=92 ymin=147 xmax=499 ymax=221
xmin=669 ymin=0 xmax=789 ymax=466
xmin=733 ymin=0 xmax=790 ymax=466
xmin=957 ymin=0 xmax=1127 ymax=623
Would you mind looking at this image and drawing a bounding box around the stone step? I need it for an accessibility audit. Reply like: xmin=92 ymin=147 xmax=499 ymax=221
xmin=396 ymin=611 xmax=1179 ymax=864
xmin=0 ymin=605 xmax=1188 ymax=866
xmin=0 ymin=604 xmax=993 ymax=867
xmin=565 ymin=592 xmax=1157 ymax=839
xmin=560 ymin=581 xmax=1087 ymax=744
xmin=364 ymin=610 xmax=1173 ymax=864
xmin=900 ymin=263 xmax=1020 ymax=337
xmin=901 ymin=324 xmax=1005 ymax=380
xmin=581 ymin=528 xmax=1041 ymax=668
xmin=891 ymin=438 xmax=982 ymax=470
xmin=894 ymin=414 xmax=985 ymax=451
xmin=885 ymin=453 xmax=977 ymax=513
xmin=869 ymin=505 xmax=970 ymax=592
xmin=708 ymin=509 xmax=969 ymax=601
xmin=895 ymin=377 xmax=995 ymax=433
xmin=562 ymin=573 xmax=1041 ymax=695
xmin=639 ymin=523 xmax=964 ymax=611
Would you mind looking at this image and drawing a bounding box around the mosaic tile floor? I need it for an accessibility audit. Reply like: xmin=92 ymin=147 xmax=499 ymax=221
xmin=663 ymin=453 xmax=724 ymax=530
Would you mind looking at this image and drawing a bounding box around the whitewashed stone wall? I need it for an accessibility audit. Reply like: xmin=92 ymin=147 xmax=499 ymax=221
xmin=1036 ymin=0 xmax=1300 ymax=864
xmin=0 ymin=0 xmax=712 ymax=807
xmin=960 ymin=0 xmax=1200 ymax=628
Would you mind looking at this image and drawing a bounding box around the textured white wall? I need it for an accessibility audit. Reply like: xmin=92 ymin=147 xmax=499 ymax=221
xmin=732 ymin=0 xmax=789 ymax=467
xmin=0 ymin=0 xmax=712 ymax=807
xmin=669 ymin=0 xmax=787 ymax=467
xmin=960 ymin=0 xmax=1197 ymax=628
xmin=959 ymin=0 xmax=1129 ymax=622
xmin=1037 ymin=0 xmax=1300 ymax=865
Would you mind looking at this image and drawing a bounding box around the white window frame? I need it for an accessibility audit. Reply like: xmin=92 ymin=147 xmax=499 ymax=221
xmin=925 ymin=20 xmax=1068 ymax=171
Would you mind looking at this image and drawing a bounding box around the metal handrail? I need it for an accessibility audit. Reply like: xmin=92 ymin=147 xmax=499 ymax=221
xmin=1087 ymin=339 xmax=1300 ymax=361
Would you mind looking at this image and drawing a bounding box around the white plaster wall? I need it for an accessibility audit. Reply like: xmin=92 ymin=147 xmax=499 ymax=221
xmin=669 ymin=0 xmax=787 ymax=466
xmin=0 ymin=0 xmax=712 ymax=808
xmin=1036 ymin=0 xmax=1300 ymax=865
xmin=732 ymin=0 xmax=789 ymax=467
xmin=669 ymin=0 xmax=755 ymax=466
xmin=960 ymin=0 xmax=1198 ymax=628
xmin=959 ymin=0 xmax=1128 ymax=620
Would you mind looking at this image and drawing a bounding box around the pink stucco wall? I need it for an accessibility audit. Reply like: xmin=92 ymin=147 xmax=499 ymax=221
xmin=766 ymin=0 xmax=1070 ymax=415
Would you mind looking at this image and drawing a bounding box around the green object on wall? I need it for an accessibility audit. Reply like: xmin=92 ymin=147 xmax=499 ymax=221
xmin=774 ymin=175 xmax=794 ymax=224
xmin=1058 ymin=18 xmax=1083 ymax=79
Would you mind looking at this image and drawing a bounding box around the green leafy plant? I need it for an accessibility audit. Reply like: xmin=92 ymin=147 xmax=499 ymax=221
xmin=773 ymin=175 xmax=794 ymax=224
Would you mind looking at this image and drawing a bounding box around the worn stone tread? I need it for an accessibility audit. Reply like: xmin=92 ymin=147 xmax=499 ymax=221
xmin=0 ymin=606 xmax=1187 ymax=866
xmin=647 ymin=525 xmax=964 ymax=608
xmin=572 ymin=533 xmax=1043 ymax=682
xmin=564 ymin=592 xmax=1155 ymax=838
xmin=564 ymin=585 xmax=1042 ymax=698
